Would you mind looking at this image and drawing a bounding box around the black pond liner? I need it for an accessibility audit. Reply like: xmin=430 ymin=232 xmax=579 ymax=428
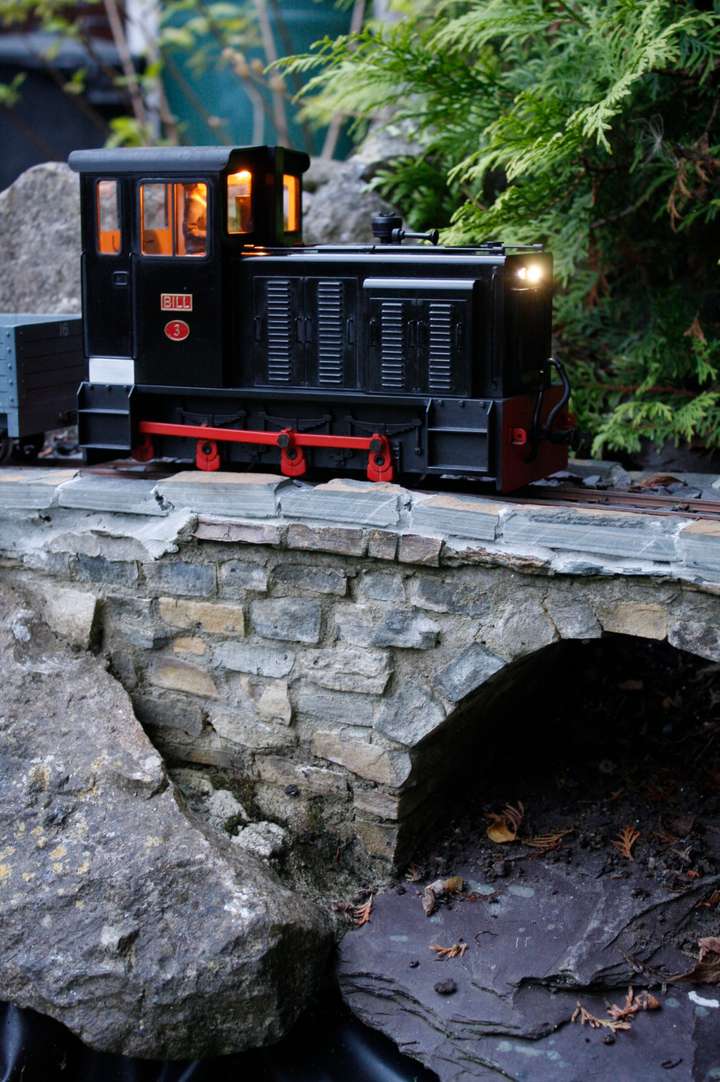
xmin=0 ymin=991 xmax=438 ymax=1082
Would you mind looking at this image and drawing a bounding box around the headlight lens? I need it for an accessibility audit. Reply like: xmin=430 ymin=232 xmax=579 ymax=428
xmin=517 ymin=264 xmax=543 ymax=284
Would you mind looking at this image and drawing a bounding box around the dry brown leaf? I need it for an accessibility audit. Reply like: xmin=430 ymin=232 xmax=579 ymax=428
xmin=486 ymin=802 xmax=524 ymax=844
xmin=612 ymin=825 xmax=640 ymax=860
xmin=607 ymin=986 xmax=661 ymax=1021
xmin=430 ymin=942 xmax=468 ymax=960
xmin=404 ymin=864 xmax=422 ymax=882
xmin=672 ymin=937 xmax=720 ymax=984
xmin=352 ymin=895 xmax=373 ymax=927
xmin=524 ymin=829 xmax=573 ymax=852
xmin=698 ymin=890 xmax=720 ymax=910
xmin=571 ymin=1003 xmax=631 ymax=1032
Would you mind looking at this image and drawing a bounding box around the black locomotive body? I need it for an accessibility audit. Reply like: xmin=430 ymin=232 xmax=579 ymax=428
xmin=68 ymin=145 xmax=571 ymax=490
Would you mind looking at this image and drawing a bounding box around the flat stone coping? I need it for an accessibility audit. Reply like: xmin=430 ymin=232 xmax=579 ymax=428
xmin=1 ymin=465 xmax=720 ymax=588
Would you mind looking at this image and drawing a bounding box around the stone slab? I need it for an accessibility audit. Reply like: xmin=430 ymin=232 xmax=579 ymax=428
xmin=410 ymin=493 xmax=501 ymax=542
xmin=339 ymin=854 xmax=720 ymax=1081
xmin=57 ymin=474 xmax=166 ymax=515
xmin=154 ymin=472 xmax=284 ymax=519
xmin=279 ymin=478 xmax=406 ymax=528
xmin=678 ymin=519 xmax=720 ymax=575
xmin=502 ymin=506 xmax=680 ymax=562
xmin=194 ymin=517 xmax=285 ymax=546
xmin=0 ymin=467 xmax=77 ymax=509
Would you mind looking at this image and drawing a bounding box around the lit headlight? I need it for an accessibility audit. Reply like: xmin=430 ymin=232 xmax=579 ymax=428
xmin=517 ymin=264 xmax=543 ymax=284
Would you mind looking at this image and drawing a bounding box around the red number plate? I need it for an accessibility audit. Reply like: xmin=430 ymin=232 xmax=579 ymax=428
xmin=164 ymin=319 xmax=190 ymax=341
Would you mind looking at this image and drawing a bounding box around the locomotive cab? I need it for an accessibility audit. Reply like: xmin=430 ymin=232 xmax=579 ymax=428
xmin=69 ymin=145 xmax=309 ymax=397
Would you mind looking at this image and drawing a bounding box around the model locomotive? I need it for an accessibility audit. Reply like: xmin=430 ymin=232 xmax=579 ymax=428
xmin=68 ymin=144 xmax=573 ymax=491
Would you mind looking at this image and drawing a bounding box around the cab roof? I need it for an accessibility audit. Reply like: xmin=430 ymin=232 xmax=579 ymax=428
xmin=68 ymin=145 xmax=310 ymax=175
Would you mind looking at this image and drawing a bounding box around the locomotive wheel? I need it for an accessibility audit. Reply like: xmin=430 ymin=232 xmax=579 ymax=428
xmin=0 ymin=430 xmax=13 ymax=465
xmin=12 ymin=433 xmax=45 ymax=464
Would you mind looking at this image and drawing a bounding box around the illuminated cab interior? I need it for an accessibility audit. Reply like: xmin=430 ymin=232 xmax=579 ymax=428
xmin=81 ymin=146 xmax=309 ymax=263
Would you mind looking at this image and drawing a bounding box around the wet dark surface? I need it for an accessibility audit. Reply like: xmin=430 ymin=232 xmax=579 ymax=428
xmin=0 ymin=993 xmax=437 ymax=1082
xmin=339 ymin=638 xmax=720 ymax=1081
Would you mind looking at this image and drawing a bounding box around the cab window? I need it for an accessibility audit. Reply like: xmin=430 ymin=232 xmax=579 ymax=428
xmin=283 ymin=174 xmax=300 ymax=233
xmin=140 ymin=181 xmax=207 ymax=257
xmin=96 ymin=179 xmax=121 ymax=255
xmin=227 ymin=170 xmax=253 ymax=234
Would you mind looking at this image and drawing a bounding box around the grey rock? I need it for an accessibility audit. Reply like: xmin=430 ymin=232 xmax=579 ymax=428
xmin=219 ymin=559 xmax=270 ymax=595
xmin=409 ymin=572 xmax=493 ymax=617
xmin=433 ymin=644 xmax=506 ymax=703
xmin=286 ymin=523 xmax=367 ymax=557
xmin=300 ymin=645 xmax=391 ymax=695
xmin=294 ymin=683 xmax=376 ymax=727
xmin=336 ymin=606 xmax=440 ymax=650
xmin=250 ymin=598 xmax=322 ymax=644
xmin=0 ymin=581 xmax=330 ymax=1059
xmin=375 ymin=685 xmax=446 ymax=746
xmin=0 ymin=162 xmax=81 ymax=312
xmin=302 ymin=158 xmax=394 ymax=245
xmin=143 ymin=560 xmax=216 ymax=598
xmin=214 ymin=642 xmax=296 ymax=678
xmin=355 ymin=571 xmax=406 ymax=603
xmin=74 ymin=554 xmax=139 ymax=587
xmin=271 ymin=564 xmax=348 ymax=597
xmin=133 ymin=694 xmax=205 ymax=738
xmin=235 ymin=821 xmax=288 ymax=860
xmin=669 ymin=618 xmax=720 ymax=662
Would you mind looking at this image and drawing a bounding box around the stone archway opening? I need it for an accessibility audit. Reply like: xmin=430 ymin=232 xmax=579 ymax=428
xmin=397 ymin=632 xmax=720 ymax=873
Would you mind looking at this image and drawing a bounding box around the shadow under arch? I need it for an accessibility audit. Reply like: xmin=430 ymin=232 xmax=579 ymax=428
xmin=394 ymin=632 xmax=719 ymax=865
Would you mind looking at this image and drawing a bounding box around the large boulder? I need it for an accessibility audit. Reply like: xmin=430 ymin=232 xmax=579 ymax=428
xmin=0 ymin=580 xmax=331 ymax=1059
xmin=0 ymin=161 xmax=81 ymax=313
xmin=303 ymin=157 xmax=395 ymax=245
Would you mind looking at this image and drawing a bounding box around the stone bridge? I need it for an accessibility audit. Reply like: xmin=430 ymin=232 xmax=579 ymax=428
xmin=2 ymin=466 xmax=719 ymax=868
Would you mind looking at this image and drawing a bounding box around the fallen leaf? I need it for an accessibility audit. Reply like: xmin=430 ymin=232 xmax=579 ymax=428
xmin=618 ymin=679 xmax=644 ymax=691
xmin=524 ymin=829 xmax=573 ymax=852
xmin=404 ymin=863 xmax=422 ymax=882
xmin=571 ymin=1003 xmax=631 ymax=1033
xmin=352 ymin=895 xmax=373 ymax=927
xmin=698 ymin=889 xmax=720 ymax=909
xmin=672 ymin=937 xmax=720 ymax=984
xmin=607 ymin=986 xmax=661 ymax=1020
xmin=430 ymin=942 xmax=468 ymax=960
xmin=613 ymin=825 xmax=640 ymax=860
xmin=486 ymin=802 xmax=524 ymax=844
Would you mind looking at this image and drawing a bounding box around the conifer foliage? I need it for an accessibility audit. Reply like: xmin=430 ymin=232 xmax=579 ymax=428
xmin=284 ymin=1 xmax=720 ymax=456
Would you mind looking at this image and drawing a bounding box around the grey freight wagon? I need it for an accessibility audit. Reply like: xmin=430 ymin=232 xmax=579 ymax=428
xmin=0 ymin=314 xmax=85 ymax=462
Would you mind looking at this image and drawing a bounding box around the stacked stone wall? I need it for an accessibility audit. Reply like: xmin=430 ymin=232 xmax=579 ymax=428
xmin=2 ymin=468 xmax=720 ymax=866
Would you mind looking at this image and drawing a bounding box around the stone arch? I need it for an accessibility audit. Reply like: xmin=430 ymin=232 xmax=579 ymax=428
xmin=382 ymin=579 xmax=720 ymax=867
